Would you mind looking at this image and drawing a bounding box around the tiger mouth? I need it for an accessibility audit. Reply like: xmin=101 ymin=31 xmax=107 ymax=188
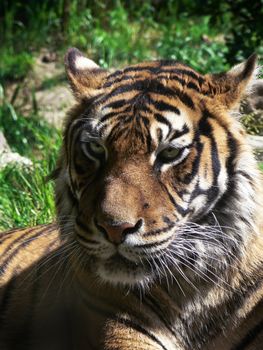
xmin=95 ymin=253 xmax=152 ymax=285
xmin=103 ymin=253 xmax=140 ymax=269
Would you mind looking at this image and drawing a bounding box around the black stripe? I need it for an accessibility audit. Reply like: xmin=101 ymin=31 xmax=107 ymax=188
xmin=102 ymin=99 xmax=128 ymax=110
xmin=104 ymin=74 xmax=133 ymax=88
xmin=156 ymin=74 xmax=186 ymax=87
xmin=199 ymin=113 xmax=212 ymax=136
xmin=143 ymin=224 xmax=175 ymax=238
xmin=0 ymin=226 xmax=29 ymax=241
xmin=169 ymin=124 xmax=190 ymax=141
xmin=0 ymin=276 xmax=16 ymax=331
xmin=171 ymin=68 xmax=205 ymax=84
xmin=226 ymin=130 xmax=238 ymax=176
xmin=80 ymin=293 xmax=114 ymax=319
xmin=141 ymin=116 xmax=150 ymax=128
xmin=187 ymin=81 xmax=200 ymax=92
xmin=76 ymin=233 xmax=99 ymax=245
xmin=117 ymin=317 xmax=169 ymax=350
xmin=186 ymin=272 xmax=263 ymax=348
xmin=181 ymin=140 xmax=203 ymax=185
xmin=161 ymin=183 xmax=189 ymax=216
xmin=210 ymin=133 xmax=221 ymax=182
xmin=233 ymin=318 xmax=263 ymax=350
xmin=80 ymin=289 xmax=167 ymax=350
xmin=100 ymin=109 xmax=131 ymax=123
xmin=100 ymin=80 xmax=195 ymax=110
xmin=149 ymin=98 xmax=180 ymax=115
xmin=157 ymin=127 xmax=163 ymax=142
xmin=64 ymin=97 xmax=93 ymax=162
xmin=75 ymin=217 xmax=90 ymax=233
xmin=157 ymin=74 xmax=203 ymax=94
xmin=149 ymin=67 xmax=205 ymax=84
xmin=123 ymin=65 xmax=161 ymax=74
xmin=66 ymin=184 xmax=79 ymax=208
xmin=68 ymin=119 xmax=88 ymax=196
xmin=0 ymin=226 xmax=55 ymax=276
xmin=107 ymin=64 xmax=205 ymax=84
xmin=0 ymin=227 xmax=47 ymax=262
xmin=105 ymin=69 xmax=123 ymax=81
xmin=154 ymin=113 xmax=172 ymax=134
xmin=135 ymin=236 xmax=171 ymax=249
xmin=140 ymin=293 xmax=178 ymax=339
xmin=179 ymin=93 xmax=195 ymax=109
xmin=107 ymin=119 xmax=130 ymax=143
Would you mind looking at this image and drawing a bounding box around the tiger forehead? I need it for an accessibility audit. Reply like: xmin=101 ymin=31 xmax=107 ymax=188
xmin=85 ymin=101 xmax=194 ymax=154
xmin=82 ymin=60 xmax=204 ymax=148
xmin=104 ymin=59 xmax=205 ymax=85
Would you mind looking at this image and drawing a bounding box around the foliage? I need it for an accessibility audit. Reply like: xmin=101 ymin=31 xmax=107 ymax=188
xmin=155 ymin=16 xmax=228 ymax=73
xmin=1 ymin=0 xmax=262 ymax=78
xmin=0 ymin=87 xmax=61 ymax=230
xmin=241 ymin=113 xmax=263 ymax=136
xmin=0 ymin=162 xmax=57 ymax=230
xmin=180 ymin=0 xmax=263 ymax=63
xmin=0 ymin=88 xmax=60 ymax=157
xmin=0 ymin=0 xmax=234 ymax=81
xmin=0 ymin=51 xmax=33 ymax=82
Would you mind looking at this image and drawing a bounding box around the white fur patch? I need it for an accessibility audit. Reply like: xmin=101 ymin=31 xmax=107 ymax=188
xmin=163 ymin=111 xmax=185 ymax=128
xmin=150 ymin=120 xmax=169 ymax=144
xmin=75 ymin=56 xmax=98 ymax=70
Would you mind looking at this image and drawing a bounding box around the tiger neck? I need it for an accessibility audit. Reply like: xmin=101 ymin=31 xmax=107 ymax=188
xmin=191 ymin=142 xmax=263 ymax=296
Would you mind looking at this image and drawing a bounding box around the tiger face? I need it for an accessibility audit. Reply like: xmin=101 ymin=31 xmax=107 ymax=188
xmin=55 ymin=48 xmax=259 ymax=287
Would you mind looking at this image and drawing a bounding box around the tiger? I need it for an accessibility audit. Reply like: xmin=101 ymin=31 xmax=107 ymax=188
xmin=0 ymin=47 xmax=263 ymax=350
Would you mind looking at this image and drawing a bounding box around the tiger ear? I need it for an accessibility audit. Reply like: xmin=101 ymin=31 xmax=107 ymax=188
xmin=64 ymin=48 xmax=108 ymax=100
xmin=204 ymin=54 xmax=259 ymax=109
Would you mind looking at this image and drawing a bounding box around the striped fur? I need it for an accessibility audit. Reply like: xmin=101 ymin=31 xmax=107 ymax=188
xmin=0 ymin=48 xmax=263 ymax=349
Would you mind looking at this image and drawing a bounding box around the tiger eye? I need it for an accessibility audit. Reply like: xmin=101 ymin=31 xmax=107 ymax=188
xmin=158 ymin=147 xmax=180 ymax=162
xmin=89 ymin=141 xmax=105 ymax=155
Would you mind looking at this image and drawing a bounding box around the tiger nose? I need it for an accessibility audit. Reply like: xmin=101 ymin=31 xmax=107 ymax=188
xmin=96 ymin=220 xmax=142 ymax=244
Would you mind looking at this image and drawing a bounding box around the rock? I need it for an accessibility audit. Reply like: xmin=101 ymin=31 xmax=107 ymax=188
xmin=247 ymin=134 xmax=263 ymax=162
xmin=0 ymin=131 xmax=10 ymax=153
xmin=4 ymin=51 xmax=74 ymax=128
xmin=247 ymin=135 xmax=263 ymax=150
xmin=34 ymin=85 xmax=74 ymax=128
xmin=0 ymin=152 xmax=32 ymax=169
xmin=0 ymin=131 xmax=32 ymax=169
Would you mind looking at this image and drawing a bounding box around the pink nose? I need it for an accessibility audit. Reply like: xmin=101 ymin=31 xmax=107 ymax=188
xmin=97 ymin=221 xmax=140 ymax=244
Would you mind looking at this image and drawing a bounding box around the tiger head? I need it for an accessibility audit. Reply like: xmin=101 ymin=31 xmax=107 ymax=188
xmin=55 ymin=48 xmax=261 ymax=288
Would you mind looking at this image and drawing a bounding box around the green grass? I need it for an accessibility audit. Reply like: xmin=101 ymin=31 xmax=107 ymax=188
xmin=0 ymin=130 xmax=61 ymax=230
xmin=0 ymin=91 xmax=61 ymax=231
xmin=0 ymin=161 xmax=57 ymax=230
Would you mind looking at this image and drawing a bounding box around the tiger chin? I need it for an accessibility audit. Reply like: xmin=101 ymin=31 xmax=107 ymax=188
xmin=1 ymin=48 xmax=263 ymax=350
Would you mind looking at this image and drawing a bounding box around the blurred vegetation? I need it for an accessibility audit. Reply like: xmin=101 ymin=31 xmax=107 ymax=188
xmin=0 ymin=0 xmax=262 ymax=230
xmin=1 ymin=0 xmax=262 ymax=84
